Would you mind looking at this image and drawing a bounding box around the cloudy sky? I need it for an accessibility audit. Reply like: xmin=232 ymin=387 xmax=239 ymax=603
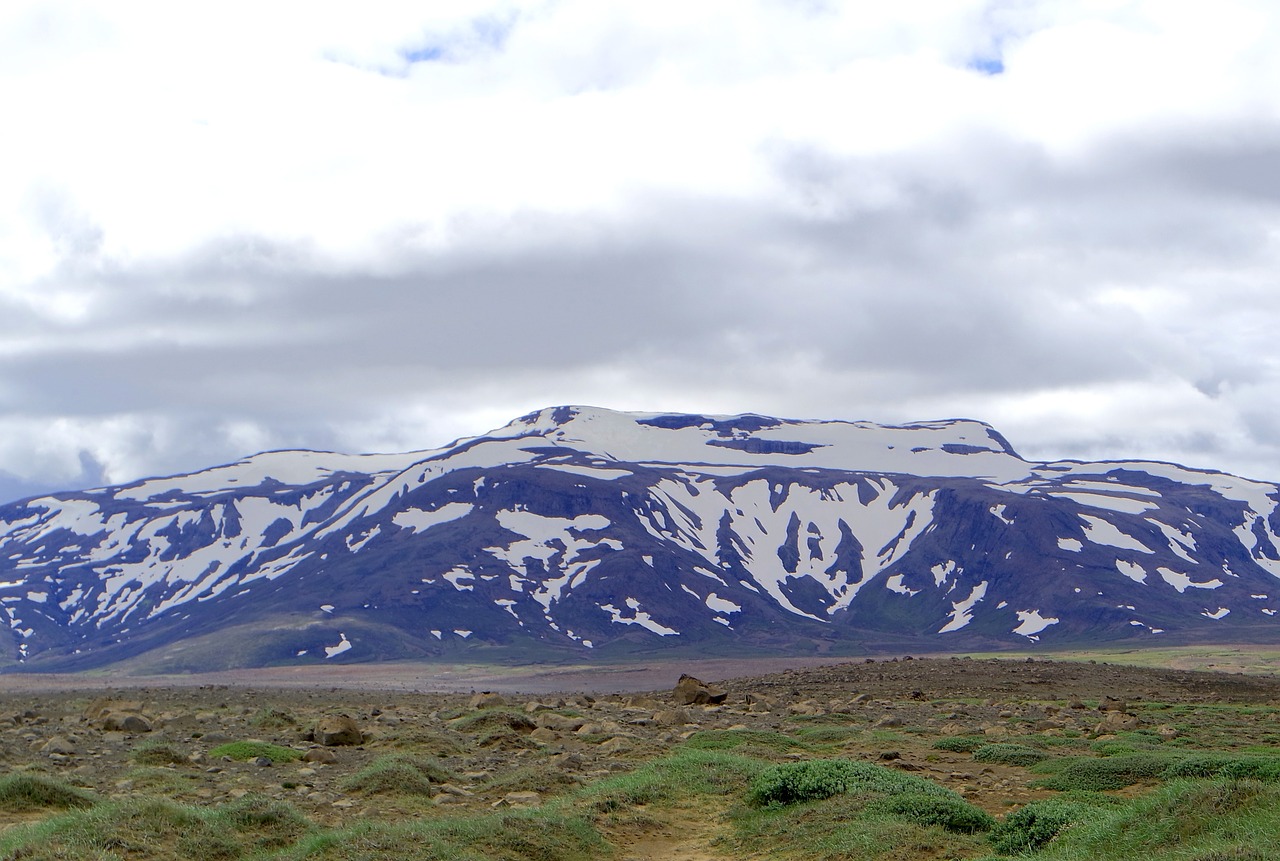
xmin=3 ymin=0 xmax=1280 ymax=502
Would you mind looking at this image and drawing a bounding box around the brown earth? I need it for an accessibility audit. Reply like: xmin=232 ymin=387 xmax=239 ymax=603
xmin=3 ymin=655 xmax=1280 ymax=856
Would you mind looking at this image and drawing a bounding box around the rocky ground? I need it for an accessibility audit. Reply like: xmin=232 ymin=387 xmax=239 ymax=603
xmin=3 ymin=656 xmax=1280 ymax=857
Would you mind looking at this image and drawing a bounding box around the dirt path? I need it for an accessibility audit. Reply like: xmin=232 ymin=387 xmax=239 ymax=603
xmin=613 ymin=802 xmax=736 ymax=861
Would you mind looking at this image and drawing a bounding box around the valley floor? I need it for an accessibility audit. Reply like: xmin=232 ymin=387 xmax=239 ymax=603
xmin=2 ymin=654 xmax=1280 ymax=859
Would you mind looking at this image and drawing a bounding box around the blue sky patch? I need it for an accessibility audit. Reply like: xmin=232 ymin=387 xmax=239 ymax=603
xmin=968 ymin=56 xmax=1005 ymax=75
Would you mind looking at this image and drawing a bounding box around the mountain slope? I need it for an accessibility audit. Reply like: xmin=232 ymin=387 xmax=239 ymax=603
xmin=3 ymin=406 xmax=1280 ymax=671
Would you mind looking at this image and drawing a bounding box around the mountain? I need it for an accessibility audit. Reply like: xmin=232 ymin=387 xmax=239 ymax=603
xmin=3 ymin=406 xmax=1280 ymax=672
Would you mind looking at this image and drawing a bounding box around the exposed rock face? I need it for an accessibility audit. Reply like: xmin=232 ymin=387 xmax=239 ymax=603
xmin=673 ymin=674 xmax=727 ymax=706
xmin=313 ymin=715 xmax=363 ymax=746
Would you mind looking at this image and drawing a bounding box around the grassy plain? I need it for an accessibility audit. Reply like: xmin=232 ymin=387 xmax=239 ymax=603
xmin=1 ymin=649 xmax=1279 ymax=859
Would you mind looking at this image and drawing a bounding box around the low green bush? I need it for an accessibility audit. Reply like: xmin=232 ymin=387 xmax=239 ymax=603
xmin=1162 ymin=754 xmax=1280 ymax=781
xmin=973 ymin=743 xmax=1048 ymax=767
xmin=1034 ymin=753 xmax=1170 ymax=791
xmin=1030 ymin=780 xmax=1280 ymax=860
xmin=873 ymin=792 xmax=996 ymax=833
xmin=748 ymin=758 xmax=957 ymax=807
xmin=988 ymin=795 xmax=1108 ymax=854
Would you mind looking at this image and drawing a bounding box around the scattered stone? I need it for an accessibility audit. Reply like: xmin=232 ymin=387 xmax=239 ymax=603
xmin=538 ymin=713 xmax=586 ymax=732
xmin=500 ymin=791 xmax=542 ymax=808
xmin=313 ymin=715 xmax=363 ymax=746
xmin=652 ymin=708 xmax=691 ymax=726
xmin=40 ymin=736 xmax=77 ymax=755
xmin=1095 ymin=712 xmax=1140 ymax=733
xmin=598 ymin=736 xmax=631 ymax=754
xmin=101 ymin=712 xmax=152 ymax=733
xmin=673 ymin=674 xmax=727 ymax=706
xmin=437 ymin=783 xmax=474 ymax=798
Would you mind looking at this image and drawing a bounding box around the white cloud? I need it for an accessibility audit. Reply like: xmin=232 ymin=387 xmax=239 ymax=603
xmin=3 ymin=1 xmax=1280 ymax=500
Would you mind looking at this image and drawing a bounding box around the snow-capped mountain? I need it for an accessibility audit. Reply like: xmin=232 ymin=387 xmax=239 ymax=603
xmin=3 ymin=406 xmax=1280 ymax=671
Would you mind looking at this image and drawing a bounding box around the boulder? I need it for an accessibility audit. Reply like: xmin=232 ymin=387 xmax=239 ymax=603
xmin=313 ymin=715 xmax=363 ymax=746
xmin=1095 ymin=712 xmax=1140 ymax=733
xmin=537 ymin=713 xmax=586 ymax=732
xmin=101 ymin=712 xmax=152 ymax=733
xmin=652 ymin=708 xmax=691 ymax=726
xmin=529 ymin=727 xmax=560 ymax=745
xmin=41 ymin=736 xmax=78 ymax=755
xmin=673 ymin=674 xmax=727 ymax=706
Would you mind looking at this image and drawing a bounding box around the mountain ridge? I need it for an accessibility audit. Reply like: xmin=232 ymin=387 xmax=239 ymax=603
xmin=3 ymin=405 xmax=1279 ymax=672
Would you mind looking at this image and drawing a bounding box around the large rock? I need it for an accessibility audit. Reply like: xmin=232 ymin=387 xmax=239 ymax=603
xmin=101 ymin=712 xmax=152 ymax=733
xmin=673 ymin=674 xmax=727 ymax=706
xmin=313 ymin=714 xmax=363 ymax=746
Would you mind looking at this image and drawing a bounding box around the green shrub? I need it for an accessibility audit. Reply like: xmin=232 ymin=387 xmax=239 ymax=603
xmin=1035 ymin=753 xmax=1170 ymax=791
xmin=208 ymin=741 xmax=303 ymax=763
xmin=874 ymin=792 xmax=996 ymax=833
xmin=1163 ymin=755 xmax=1280 ymax=782
xmin=973 ymin=743 xmax=1049 ymax=767
xmin=0 ymin=773 xmax=95 ymax=811
xmin=989 ymin=796 xmax=1103 ymax=854
xmin=1037 ymin=780 xmax=1280 ymax=860
xmin=748 ymin=758 xmax=957 ymax=807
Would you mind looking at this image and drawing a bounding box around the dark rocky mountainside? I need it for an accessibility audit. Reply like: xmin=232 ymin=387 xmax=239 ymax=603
xmin=3 ymin=406 xmax=1280 ymax=671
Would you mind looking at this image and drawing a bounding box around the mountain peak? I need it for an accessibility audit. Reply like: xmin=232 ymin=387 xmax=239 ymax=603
xmin=486 ymin=406 xmax=1027 ymax=479
xmin=3 ymin=406 xmax=1279 ymax=672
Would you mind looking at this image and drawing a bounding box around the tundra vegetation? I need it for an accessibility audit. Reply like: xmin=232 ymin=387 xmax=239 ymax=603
xmin=2 ymin=654 xmax=1280 ymax=860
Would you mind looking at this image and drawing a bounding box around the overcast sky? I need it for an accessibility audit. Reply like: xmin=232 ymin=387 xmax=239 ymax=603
xmin=3 ymin=0 xmax=1280 ymax=502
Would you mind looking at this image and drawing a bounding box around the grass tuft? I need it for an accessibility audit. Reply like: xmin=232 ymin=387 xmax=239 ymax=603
xmin=341 ymin=754 xmax=453 ymax=797
xmin=208 ymin=741 xmax=303 ymax=763
xmin=0 ymin=773 xmax=95 ymax=811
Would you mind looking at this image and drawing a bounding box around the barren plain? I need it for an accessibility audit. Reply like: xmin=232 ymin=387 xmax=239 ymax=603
xmin=3 ymin=653 xmax=1280 ymax=860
